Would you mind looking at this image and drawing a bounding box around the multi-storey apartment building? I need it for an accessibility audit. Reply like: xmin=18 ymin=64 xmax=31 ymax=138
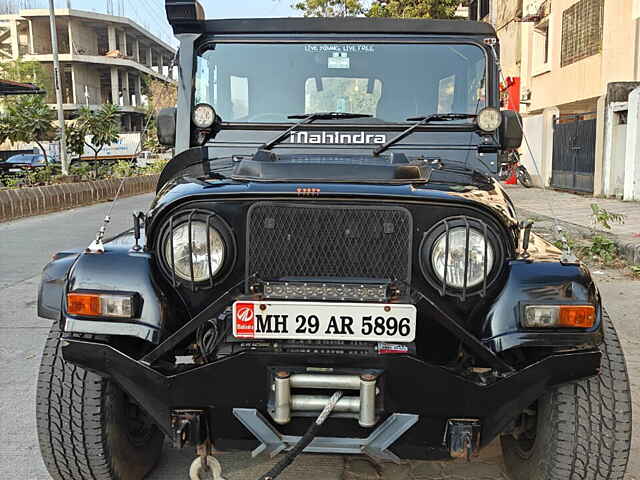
xmin=472 ymin=0 xmax=640 ymax=200
xmin=0 ymin=8 xmax=175 ymax=132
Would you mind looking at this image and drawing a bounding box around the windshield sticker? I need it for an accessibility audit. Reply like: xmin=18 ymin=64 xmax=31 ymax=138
xmin=289 ymin=131 xmax=387 ymax=145
xmin=305 ymin=44 xmax=376 ymax=54
xmin=328 ymin=53 xmax=350 ymax=69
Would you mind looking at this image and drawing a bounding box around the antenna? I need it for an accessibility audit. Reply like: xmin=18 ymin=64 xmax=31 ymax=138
xmin=487 ymin=41 xmax=576 ymax=262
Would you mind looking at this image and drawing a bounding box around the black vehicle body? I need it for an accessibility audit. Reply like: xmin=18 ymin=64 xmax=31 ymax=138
xmin=38 ymin=4 xmax=605 ymax=463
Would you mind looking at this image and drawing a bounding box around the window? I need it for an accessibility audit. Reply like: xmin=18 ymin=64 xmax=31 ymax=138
xmin=479 ymin=0 xmax=490 ymax=19
xmin=532 ymin=17 xmax=551 ymax=75
xmin=230 ymin=76 xmax=249 ymax=118
xmin=305 ymin=77 xmax=382 ymax=116
xmin=195 ymin=43 xmax=487 ymax=124
xmin=438 ymin=75 xmax=456 ymax=113
xmin=469 ymin=0 xmax=478 ymax=20
xmin=561 ymin=0 xmax=604 ymax=67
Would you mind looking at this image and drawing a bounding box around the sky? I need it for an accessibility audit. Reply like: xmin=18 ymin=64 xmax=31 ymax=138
xmin=39 ymin=0 xmax=305 ymax=47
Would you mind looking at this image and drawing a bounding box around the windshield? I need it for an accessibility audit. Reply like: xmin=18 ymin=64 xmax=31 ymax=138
xmin=195 ymin=42 xmax=487 ymax=124
xmin=6 ymin=155 xmax=33 ymax=163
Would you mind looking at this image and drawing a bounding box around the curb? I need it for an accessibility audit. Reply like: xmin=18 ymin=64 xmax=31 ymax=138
xmin=0 ymin=174 xmax=159 ymax=223
xmin=517 ymin=207 xmax=640 ymax=267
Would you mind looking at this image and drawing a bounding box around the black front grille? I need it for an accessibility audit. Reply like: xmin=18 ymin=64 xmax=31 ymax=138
xmin=246 ymin=203 xmax=412 ymax=288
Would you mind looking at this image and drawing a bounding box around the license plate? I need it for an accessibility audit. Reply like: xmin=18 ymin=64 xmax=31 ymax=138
xmin=232 ymin=301 xmax=416 ymax=342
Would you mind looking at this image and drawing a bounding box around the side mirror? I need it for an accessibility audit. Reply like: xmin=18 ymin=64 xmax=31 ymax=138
xmin=157 ymin=107 xmax=177 ymax=147
xmin=500 ymin=110 xmax=523 ymax=150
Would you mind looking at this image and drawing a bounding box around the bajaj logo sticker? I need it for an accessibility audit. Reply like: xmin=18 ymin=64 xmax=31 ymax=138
xmin=234 ymin=303 xmax=255 ymax=338
xmin=289 ymin=131 xmax=387 ymax=145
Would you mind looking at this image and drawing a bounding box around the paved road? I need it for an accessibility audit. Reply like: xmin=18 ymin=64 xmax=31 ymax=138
xmin=0 ymin=194 xmax=638 ymax=480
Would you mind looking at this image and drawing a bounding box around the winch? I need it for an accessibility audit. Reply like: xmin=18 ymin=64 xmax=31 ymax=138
xmin=269 ymin=372 xmax=379 ymax=428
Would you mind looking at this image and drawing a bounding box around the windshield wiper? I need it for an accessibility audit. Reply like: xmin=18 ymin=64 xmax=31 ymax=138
xmin=262 ymin=112 xmax=373 ymax=150
xmin=373 ymin=113 xmax=477 ymax=156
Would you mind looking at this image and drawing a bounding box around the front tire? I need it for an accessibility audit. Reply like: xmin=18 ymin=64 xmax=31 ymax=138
xmin=517 ymin=166 xmax=533 ymax=188
xmin=36 ymin=322 xmax=164 ymax=480
xmin=501 ymin=311 xmax=632 ymax=480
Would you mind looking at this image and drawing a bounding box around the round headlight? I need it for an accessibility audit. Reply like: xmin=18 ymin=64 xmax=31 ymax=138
xmin=192 ymin=103 xmax=216 ymax=129
xmin=476 ymin=107 xmax=502 ymax=132
xmin=431 ymin=227 xmax=495 ymax=289
xmin=164 ymin=220 xmax=225 ymax=282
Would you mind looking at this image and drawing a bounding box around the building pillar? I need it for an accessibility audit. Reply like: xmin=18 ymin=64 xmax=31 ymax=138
xmin=119 ymin=29 xmax=127 ymax=56
xmin=147 ymin=47 xmax=153 ymax=68
xmin=135 ymin=74 xmax=142 ymax=107
xmin=624 ymin=87 xmax=640 ymax=201
xmin=28 ymin=19 xmax=34 ymax=54
xmin=158 ymin=53 xmax=164 ymax=76
xmin=108 ymin=25 xmax=117 ymax=51
xmin=134 ymin=38 xmax=140 ymax=63
xmin=594 ymin=95 xmax=607 ymax=197
xmin=9 ymin=19 xmax=19 ymax=59
xmin=67 ymin=18 xmax=74 ymax=55
xmin=70 ymin=64 xmax=78 ymax=104
xmin=110 ymin=66 xmax=119 ymax=105
xmin=122 ymin=70 xmax=130 ymax=106
xmin=541 ymin=107 xmax=560 ymax=187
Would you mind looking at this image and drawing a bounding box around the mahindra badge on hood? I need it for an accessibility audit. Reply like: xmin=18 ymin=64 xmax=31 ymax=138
xmin=289 ymin=131 xmax=387 ymax=145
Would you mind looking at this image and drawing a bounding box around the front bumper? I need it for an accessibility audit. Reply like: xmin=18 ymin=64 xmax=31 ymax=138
xmin=62 ymin=338 xmax=600 ymax=460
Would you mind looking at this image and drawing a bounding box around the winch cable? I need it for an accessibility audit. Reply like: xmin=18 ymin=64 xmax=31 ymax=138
xmin=88 ymin=53 xmax=179 ymax=253
xmin=257 ymin=391 xmax=344 ymax=480
xmin=487 ymin=42 xmax=574 ymax=259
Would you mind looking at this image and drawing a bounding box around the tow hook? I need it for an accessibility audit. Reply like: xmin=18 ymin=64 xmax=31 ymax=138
xmin=444 ymin=419 xmax=481 ymax=461
xmin=170 ymin=410 xmax=226 ymax=480
xmin=190 ymin=442 xmax=225 ymax=480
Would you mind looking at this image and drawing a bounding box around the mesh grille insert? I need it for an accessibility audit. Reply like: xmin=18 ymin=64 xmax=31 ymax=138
xmin=246 ymin=203 xmax=412 ymax=289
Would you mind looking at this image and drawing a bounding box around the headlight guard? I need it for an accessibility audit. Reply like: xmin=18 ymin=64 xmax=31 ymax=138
xmin=419 ymin=216 xmax=505 ymax=300
xmin=157 ymin=209 xmax=236 ymax=289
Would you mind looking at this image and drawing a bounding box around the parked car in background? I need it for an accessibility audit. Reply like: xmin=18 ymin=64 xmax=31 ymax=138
xmin=0 ymin=154 xmax=59 ymax=182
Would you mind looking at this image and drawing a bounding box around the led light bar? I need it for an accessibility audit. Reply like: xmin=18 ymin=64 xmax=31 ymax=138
xmin=262 ymin=282 xmax=390 ymax=302
xmin=523 ymin=305 xmax=596 ymax=329
xmin=67 ymin=292 xmax=135 ymax=319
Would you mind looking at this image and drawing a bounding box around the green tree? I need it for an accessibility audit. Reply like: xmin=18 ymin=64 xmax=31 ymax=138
xmin=141 ymin=75 xmax=176 ymax=153
xmin=367 ymin=0 xmax=461 ymax=19
xmin=0 ymin=58 xmax=52 ymax=95
xmin=293 ymin=0 xmax=365 ymax=17
xmin=69 ymin=104 xmax=121 ymax=174
xmin=0 ymin=95 xmax=55 ymax=163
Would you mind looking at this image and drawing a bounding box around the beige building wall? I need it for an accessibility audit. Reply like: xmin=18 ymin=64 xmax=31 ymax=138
xmin=527 ymin=0 xmax=638 ymax=114
xmin=494 ymin=0 xmax=522 ymax=78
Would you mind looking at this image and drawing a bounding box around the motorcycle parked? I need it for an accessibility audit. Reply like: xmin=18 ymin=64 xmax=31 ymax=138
xmin=499 ymin=150 xmax=533 ymax=188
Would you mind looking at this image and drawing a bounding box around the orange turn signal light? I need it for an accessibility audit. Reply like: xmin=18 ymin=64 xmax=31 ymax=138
xmin=523 ymin=305 xmax=596 ymax=329
xmin=558 ymin=306 xmax=596 ymax=328
xmin=67 ymin=292 xmax=134 ymax=318
xmin=67 ymin=293 xmax=101 ymax=317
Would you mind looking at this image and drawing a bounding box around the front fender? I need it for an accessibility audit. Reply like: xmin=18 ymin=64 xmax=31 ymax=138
xmin=38 ymin=252 xmax=80 ymax=320
xmin=63 ymin=246 xmax=168 ymax=343
xmin=481 ymin=260 xmax=603 ymax=352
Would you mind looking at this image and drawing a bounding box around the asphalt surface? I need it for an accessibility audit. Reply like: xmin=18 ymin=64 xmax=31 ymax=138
xmin=0 ymin=193 xmax=638 ymax=480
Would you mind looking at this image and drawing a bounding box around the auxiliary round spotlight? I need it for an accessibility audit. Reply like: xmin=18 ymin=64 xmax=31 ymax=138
xmin=192 ymin=103 xmax=216 ymax=129
xmin=476 ymin=107 xmax=502 ymax=132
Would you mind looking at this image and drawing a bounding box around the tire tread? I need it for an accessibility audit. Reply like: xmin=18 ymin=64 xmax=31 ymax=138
xmin=36 ymin=323 xmax=114 ymax=480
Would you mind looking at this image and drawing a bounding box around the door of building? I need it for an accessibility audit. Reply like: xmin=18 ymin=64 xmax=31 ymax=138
xmin=551 ymin=113 xmax=597 ymax=193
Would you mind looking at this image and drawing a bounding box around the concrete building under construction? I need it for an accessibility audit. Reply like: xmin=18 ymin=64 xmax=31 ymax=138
xmin=0 ymin=8 xmax=175 ymax=132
